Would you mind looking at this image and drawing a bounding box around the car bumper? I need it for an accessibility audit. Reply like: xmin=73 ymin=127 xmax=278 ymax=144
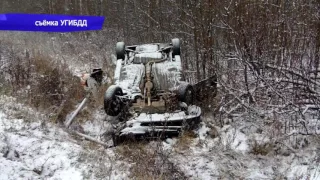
xmin=118 ymin=105 xmax=201 ymax=136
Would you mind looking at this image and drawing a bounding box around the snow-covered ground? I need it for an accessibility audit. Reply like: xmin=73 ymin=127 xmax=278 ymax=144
xmin=0 ymin=95 xmax=129 ymax=180
xmin=0 ymin=94 xmax=319 ymax=179
xmin=162 ymin=122 xmax=320 ymax=179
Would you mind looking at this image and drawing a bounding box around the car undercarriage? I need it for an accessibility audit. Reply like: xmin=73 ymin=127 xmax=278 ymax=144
xmin=102 ymin=38 xmax=216 ymax=145
xmin=72 ymin=38 xmax=217 ymax=146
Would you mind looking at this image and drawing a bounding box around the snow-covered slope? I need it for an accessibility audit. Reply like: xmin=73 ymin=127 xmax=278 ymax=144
xmin=0 ymin=95 xmax=129 ymax=180
xmin=162 ymin=122 xmax=320 ymax=179
xmin=1 ymin=94 xmax=319 ymax=180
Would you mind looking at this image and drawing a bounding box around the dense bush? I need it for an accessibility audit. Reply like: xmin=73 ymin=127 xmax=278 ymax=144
xmin=0 ymin=40 xmax=85 ymax=123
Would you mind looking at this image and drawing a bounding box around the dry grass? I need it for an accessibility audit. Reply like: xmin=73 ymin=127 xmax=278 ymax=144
xmin=116 ymin=141 xmax=186 ymax=180
xmin=173 ymin=131 xmax=197 ymax=152
xmin=249 ymin=140 xmax=274 ymax=156
xmin=115 ymin=142 xmax=158 ymax=179
xmin=78 ymin=148 xmax=116 ymax=179
xmin=3 ymin=49 xmax=86 ymax=124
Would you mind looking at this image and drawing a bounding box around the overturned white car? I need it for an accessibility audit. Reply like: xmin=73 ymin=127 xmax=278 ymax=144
xmin=104 ymin=39 xmax=213 ymax=144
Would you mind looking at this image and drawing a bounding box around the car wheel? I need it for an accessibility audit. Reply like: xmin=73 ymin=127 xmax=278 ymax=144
xmin=104 ymin=85 xmax=123 ymax=116
xmin=116 ymin=42 xmax=125 ymax=60
xmin=177 ymin=83 xmax=194 ymax=105
xmin=172 ymin=38 xmax=181 ymax=57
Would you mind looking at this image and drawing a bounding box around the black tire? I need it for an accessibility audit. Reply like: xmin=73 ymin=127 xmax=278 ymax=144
xmin=172 ymin=38 xmax=181 ymax=57
xmin=104 ymin=85 xmax=123 ymax=116
xmin=116 ymin=42 xmax=125 ymax=60
xmin=177 ymin=83 xmax=194 ymax=105
xmin=90 ymin=68 xmax=103 ymax=84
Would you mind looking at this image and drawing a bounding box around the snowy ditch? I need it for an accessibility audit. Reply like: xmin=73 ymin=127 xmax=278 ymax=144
xmin=0 ymin=95 xmax=129 ymax=180
xmin=0 ymin=95 xmax=319 ymax=179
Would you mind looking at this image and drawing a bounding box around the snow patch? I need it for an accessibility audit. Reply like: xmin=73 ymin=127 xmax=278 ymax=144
xmin=0 ymin=96 xmax=129 ymax=180
xmin=197 ymin=122 xmax=210 ymax=140
xmin=220 ymin=125 xmax=249 ymax=153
